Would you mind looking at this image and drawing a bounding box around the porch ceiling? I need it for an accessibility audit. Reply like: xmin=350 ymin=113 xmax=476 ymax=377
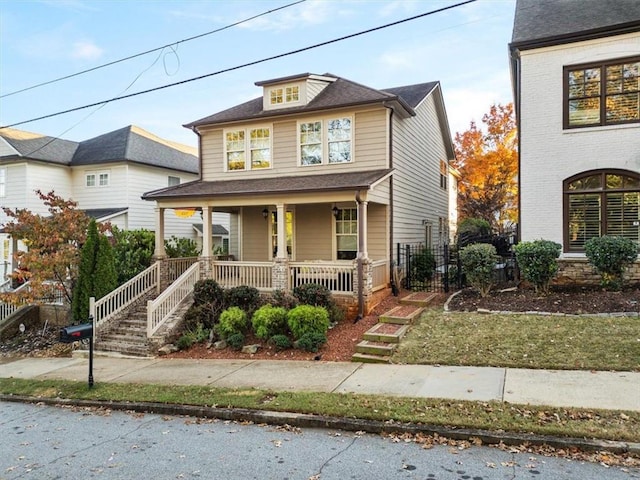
xmin=142 ymin=168 xmax=393 ymax=202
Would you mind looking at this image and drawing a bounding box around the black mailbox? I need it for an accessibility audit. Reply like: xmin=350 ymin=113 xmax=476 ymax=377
xmin=59 ymin=323 xmax=93 ymax=343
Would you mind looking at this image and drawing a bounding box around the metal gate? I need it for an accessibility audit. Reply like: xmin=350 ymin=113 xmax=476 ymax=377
xmin=393 ymin=243 xmax=462 ymax=293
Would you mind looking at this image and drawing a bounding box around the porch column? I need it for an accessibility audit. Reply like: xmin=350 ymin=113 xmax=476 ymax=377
xmin=202 ymin=206 xmax=213 ymax=258
xmin=276 ymin=203 xmax=287 ymax=258
xmin=358 ymin=200 xmax=368 ymax=259
xmin=153 ymin=207 xmax=166 ymax=258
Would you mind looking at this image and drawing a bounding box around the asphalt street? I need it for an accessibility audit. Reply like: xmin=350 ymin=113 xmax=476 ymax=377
xmin=2 ymin=401 xmax=638 ymax=480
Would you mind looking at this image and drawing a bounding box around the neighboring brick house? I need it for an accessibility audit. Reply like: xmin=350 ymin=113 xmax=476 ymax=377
xmin=509 ymin=0 xmax=640 ymax=283
xmin=143 ymin=72 xmax=455 ymax=315
xmin=0 ymin=125 xmax=228 ymax=280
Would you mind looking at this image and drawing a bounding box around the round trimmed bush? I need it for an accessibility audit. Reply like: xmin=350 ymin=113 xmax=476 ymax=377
xmin=251 ymin=305 xmax=288 ymax=340
xmin=585 ymin=235 xmax=638 ymax=290
xmin=269 ymin=334 xmax=292 ymax=351
xmin=225 ymin=285 xmax=262 ymax=316
xmin=295 ymin=332 xmax=327 ymax=352
xmin=514 ymin=239 xmax=561 ymax=294
xmin=460 ymin=243 xmax=498 ymax=297
xmin=286 ymin=305 xmax=330 ymax=340
xmin=216 ymin=306 xmax=248 ymax=340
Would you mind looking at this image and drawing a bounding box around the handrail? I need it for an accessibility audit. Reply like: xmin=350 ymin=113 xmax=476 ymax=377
xmin=147 ymin=261 xmax=200 ymax=337
xmin=90 ymin=262 xmax=159 ymax=329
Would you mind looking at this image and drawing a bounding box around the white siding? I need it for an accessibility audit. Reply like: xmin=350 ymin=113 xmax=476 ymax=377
xmin=25 ymin=163 xmax=72 ymax=212
xmin=518 ymin=32 xmax=640 ymax=252
xmin=0 ymin=163 xmax=28 ymax=226
xmin=391 ymin=93 xmax=450 ymax=245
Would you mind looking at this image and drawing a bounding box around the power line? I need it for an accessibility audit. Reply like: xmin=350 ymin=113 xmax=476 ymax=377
xmin=0 ymin=0 xmax=306 ymax=99
xmin=1 ymin=0 xmax=477 ymax=129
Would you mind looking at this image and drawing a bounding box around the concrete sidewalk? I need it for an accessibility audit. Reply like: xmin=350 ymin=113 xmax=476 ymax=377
xmin=0 ymin=356 xmax=638 ymax=411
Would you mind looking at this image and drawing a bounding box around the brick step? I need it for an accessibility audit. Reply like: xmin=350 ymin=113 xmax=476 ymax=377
xmin=399 ymin=292 xmax=437 ymax=307
xmin=351 ymin=352 xmax=391 ymax=364
xmin=98 ymin=327 xmax=147 ymax=338
xmin=379 ymin=305 xmax=424 ymax=324
xmin=363 ymin=322 xmax=409 ymax=344
xmin=95 ymin=340 xmax=152 ymax=357
xmin=97 ymin=331 xmax=148 ymax=344
xmin=355 ymin=340 xmax=396 ymax=356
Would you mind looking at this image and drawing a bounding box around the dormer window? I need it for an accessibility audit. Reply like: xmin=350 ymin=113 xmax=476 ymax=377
xmin=269 ymin=85 xmax=299 ymax=106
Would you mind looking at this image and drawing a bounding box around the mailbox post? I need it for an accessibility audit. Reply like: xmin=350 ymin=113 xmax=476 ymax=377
xmin=59 ymin=319 xmax=94 ymax=388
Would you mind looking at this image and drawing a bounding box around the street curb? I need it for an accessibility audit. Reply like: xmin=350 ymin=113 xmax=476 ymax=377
xmin=2 ymin=394 xmax=638 ymax=456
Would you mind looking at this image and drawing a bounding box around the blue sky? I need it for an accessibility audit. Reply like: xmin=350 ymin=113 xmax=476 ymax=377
xmin=0 ymin=0 xmax=516 ymax=148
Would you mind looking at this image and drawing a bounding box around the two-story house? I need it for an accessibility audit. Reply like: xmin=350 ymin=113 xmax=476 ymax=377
xmin=0 ymin=125 xmax=229 ymax=280
xmin=509 ymin=0 xmax=640 ymax=283
xmin=143 ymin=72 xmax=455 ymax=317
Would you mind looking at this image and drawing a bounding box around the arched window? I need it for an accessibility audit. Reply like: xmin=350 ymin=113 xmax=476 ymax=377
xmin=564 ymin=170 xmax=640 ymax=251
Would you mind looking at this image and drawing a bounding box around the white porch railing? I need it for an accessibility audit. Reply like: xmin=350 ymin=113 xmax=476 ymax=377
xmin=371 ymin=259 xmax=389 ymax=292
xmin=0 ymin=282 xmax=38 ymax=321
xmin=211 ymin=261 xmax=273 ymax=290
xmin=165 ymin=257 xmax=198 ymax=283
xmin=289 ymin=262 xmax=354 ymax=294
xmin=0 ymin=278 xmax=12 ymax=293
xmin=90 ymin=262 xmax=159 ymax=329
xmin=147 ymin=261 xmax=200 ymax=337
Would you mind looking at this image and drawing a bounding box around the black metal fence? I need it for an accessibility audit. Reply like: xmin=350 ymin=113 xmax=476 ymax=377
xmin=393 ymin=241 xmax=517 ymax=293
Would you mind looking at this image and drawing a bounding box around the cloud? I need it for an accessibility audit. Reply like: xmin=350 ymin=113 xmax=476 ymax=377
xmin=70 ymin=40 xmax=103 ymax=61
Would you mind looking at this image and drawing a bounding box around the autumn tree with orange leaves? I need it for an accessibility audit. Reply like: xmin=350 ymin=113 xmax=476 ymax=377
xmin=1 ymin=190 xmax=92 ymax=306
xmin=452 ymin=103 xmax=518 ymax=233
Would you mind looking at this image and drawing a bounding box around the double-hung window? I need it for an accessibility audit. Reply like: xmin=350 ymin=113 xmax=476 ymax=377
xmin=564 ymin=170 xmax=640 ymax=251
xmin=224 ymin=127 xmax=271 ymax=171
xmin=565 ymin=56 xmax=640 ymax=128
xmin=86 ymin=171 xmax=109 ymax=187
xmin=299 ymin=117 xmax=352 ymax=166
xmin=336 ymin=208 xmax=357 ymax=260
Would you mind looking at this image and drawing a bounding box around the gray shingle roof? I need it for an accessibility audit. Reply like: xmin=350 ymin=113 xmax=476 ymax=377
xmin=193 ymin=223 xmax=229 ymax=236
xmin=82 ymin=207 xmax=128 ymax=220
xmin=0 ymin=126 xmax=198 ymax=174
xmin=511 ymin=0 xmax=640 ymax=48
xmin=184 ymin=74 xmax=439 ymax=128
xmin=142 ymin=169 xmax=393 ymax=200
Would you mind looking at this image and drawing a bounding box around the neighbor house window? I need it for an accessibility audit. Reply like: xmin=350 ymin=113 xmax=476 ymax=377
xmin=86 ymin=171 xmax=109 ymax=187
xmin=564 ymin=170 xmax=640 ymax=251
xmin=439 ymin=160 xmax=448 ymax=190
xmin=224 ymin=127 xmax=271 ymax=171
xmin=299 ymin=117 xmax=352 ymax=166
xmin=269 ymin=86 xmax=299 ymax=105
xmin=336 ymin=208 xmax=357 ymax=260
xmin=168 ymin=176 xmax=180 ymax=186
xmin=565 ymin=56 xmax=640 ymax=128
xmin=0 ymin=168 xmax=5 ymax=197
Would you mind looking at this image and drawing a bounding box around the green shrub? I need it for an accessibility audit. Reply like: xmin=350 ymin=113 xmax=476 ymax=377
xmin=514 ymin=240 xmax=561 ymax=295
xmin=292 ymin=283 xmax=343 ymax=323
xmin=216 ymin=307 xmax=249 ymax=340
xmin=585 ymin=235 xmax=638 ymax=290
xmin=225 ymin=285 xmax=262 ymax=317
xmin=251 ymin=305 xmax=288 ymax=340
xmin=182 ymin=304 xmax=217 ymax=331
xmin=269 ymin=334 xmax=292 ymax=351
xmin=176 ymin=333 xmax=195 ymax=350
xmin=270 ymin=289 xmax=299 ymax=310
xmin=287 ymin=305 xmax=330 ymax=340
xmin=111 ymin=227 xmax=155 ymax=285
xmin=193 ymin=279 xmax=224 ymax=306
xmin=458 ymin=218 xmax=491 ymax=236
xmin=176 ymin=322 xmax=209 ymax=350
xmin=411 ymin=247 xmax=436 ymax=283
xmin=226 ymin=332 xmax=245 ymax=350
xmin=164 ymin=235 xmax=201 ymax=258
xmin=460 ymin=243 xmax=498 ymax=297
xmin=296 ymin=332 xmax=327 ymax=352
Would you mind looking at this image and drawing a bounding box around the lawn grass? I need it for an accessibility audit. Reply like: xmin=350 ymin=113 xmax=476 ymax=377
xmin=1 ymin=377 xmax=639 ymax=443
xmin=392 ymin=309 xmax=640 ymax=371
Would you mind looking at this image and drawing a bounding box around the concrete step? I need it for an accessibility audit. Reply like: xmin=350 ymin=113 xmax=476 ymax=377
xmin=379 ymin=305 xmax=424 ymax=325
xmin=399 ymin=292 xmax=437 ymax=307
xmin=355 ymin=340 xmax=396 ymax=356
xmin=95 ymin=340 xmax=152 ymax=357
xmin=363 ymin=322 xmax=409 ymax=344
xmin=351 ymin=352 xmax=391 ymax=364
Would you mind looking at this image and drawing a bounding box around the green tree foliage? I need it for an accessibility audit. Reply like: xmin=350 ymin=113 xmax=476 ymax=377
xmin=72 ymin=219 xmax=117 ymax=322
xmin=585 ymin=236 xmax=638 ymax=290
xmin=514 ymin=240 xmax=561 ymax=295
xmin=165 ymin=235 xmax=201 ymax=258
xmin=0 ymin=190 xmax=92 ymax=305
xmin=111 ymin=228 xmax=155 ymax=284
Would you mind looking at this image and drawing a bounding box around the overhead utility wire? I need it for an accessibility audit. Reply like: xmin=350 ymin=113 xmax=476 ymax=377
xmin=0 ymin=0 xmax=306 ymax=99
xmin=1 ymin=0 xmax=476 ymax=129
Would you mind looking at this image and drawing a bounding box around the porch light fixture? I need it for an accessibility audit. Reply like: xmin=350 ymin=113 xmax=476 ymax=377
xmin=332 ymin=205 xmax=339 ymax=218
xmin=262 ymin=208 xmax=269 ymax=219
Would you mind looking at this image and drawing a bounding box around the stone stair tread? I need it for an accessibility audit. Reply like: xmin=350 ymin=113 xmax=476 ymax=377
xmin=351 ymin=352 xmax=391 ymax=364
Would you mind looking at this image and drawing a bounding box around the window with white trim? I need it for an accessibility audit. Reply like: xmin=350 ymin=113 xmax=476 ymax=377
xmin=86 ymin=171 xmax=110 ymax=187
xmin=224 ymin=127 xmax=271 ymax=171
xmin=336 ymin=208 xmax=357 ymax=260
xmin=0 ymin=168 xmax=5 ymax=197
xmin=299 ymin=117 xmax=352 ymax=166
xmin=168 ymin=176 xmax=180 ymax=186
xmin=269 ymin=85 xmax=299 ymax=105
